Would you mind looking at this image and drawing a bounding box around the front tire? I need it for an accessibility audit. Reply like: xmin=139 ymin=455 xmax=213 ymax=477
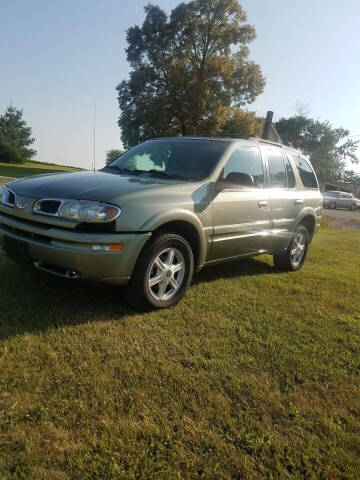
xmin=349 ymin=204 xmax=356 ymax=211
xmin=273 ymin=225 xmax=309 ymax=271
xmin=126 ymin=232 xmax=194 ymax=310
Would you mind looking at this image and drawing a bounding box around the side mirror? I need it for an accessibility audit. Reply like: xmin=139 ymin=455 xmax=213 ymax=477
xmin=217 ymin=172 xmax=255 ymax=189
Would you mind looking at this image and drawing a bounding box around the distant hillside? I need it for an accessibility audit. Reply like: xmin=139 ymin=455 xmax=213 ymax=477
xmin=0 ymin=160 xmax=83 ymax=180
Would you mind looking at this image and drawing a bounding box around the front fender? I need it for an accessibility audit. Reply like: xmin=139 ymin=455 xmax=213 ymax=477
xmin=140 ymin=208 xmax=208 ymax=266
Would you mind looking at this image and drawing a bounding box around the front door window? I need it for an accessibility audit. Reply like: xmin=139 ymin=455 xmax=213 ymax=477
xmin=222 ymin=146 xmax=264 ymax=188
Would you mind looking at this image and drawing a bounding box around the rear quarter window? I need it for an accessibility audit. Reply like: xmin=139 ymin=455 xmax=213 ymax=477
xmin=294 ymin=156 xmax=318 ymax=189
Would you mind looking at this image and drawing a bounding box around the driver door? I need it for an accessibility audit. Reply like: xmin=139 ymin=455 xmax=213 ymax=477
xmin=210 ymin=145 xmax=271 ymax=260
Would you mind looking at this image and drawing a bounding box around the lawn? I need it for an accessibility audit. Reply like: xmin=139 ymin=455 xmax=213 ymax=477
xmin=0 ymin=220 xmax=359 ymax=479
xmin=0 ymin=160 xmax=81 ymax=180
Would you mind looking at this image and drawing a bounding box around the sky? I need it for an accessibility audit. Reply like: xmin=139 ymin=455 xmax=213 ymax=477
xmin=1 ymin=0 xmax=360 ymax=171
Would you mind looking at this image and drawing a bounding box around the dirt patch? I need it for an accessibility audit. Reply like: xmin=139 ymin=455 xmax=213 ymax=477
xmin=323 ymin=208 xmax=360 ymax=230
xmin=327 ymin=218 xmax=360 ymax=230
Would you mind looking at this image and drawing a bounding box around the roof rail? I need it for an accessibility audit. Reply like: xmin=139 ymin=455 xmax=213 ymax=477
xmin=258 ymin=138 xmax=285 ymax=148
xmin=148 ymin=135 xmax=300 ymax=152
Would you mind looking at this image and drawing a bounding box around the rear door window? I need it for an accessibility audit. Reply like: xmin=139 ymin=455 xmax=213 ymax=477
xmin=267 ymin=149 xmax=287 ymax=188
xmin=294 ymin=156 xmax=318 ymax=189
xmin=284 ymin=156 xmax=296 ymax=188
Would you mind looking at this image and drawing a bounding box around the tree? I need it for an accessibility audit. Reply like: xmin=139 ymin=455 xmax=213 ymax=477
xmin=117 ymin=0 xmax=265 ymax=148
xmin=0 ymin=105 xmax=36 ymax=163
xmin=106 ymin=149 xmax=124 ymax=165
xmin=275 ymin=115 xmax=359 ymax=180
xmin=220 ymin=108 xmax=263 ymax=137
xmin=340 ymin=170 xmax=360 ymax=183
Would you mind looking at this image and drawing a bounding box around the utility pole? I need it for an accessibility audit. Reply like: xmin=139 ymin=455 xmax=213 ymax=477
xmin=93 ymin=101 xmax=96 ymax=171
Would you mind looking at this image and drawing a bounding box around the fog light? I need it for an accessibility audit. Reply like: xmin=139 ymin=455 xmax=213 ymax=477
xmin=92 ymin=244 xmax=124 ymax=252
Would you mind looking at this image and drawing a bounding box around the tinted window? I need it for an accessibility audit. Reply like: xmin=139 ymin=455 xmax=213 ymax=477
xmin=267 ymin=149 xmax=286 ymax=188
xmin=294 ymin=156 xmax=318 ymax=188
xmin=223 ymin=146 xmax=264 ymax=188
xmin=109 ymin=139 xmax=229 ymax=180
xmin=284 ymin=156 xmax=296 ymax=188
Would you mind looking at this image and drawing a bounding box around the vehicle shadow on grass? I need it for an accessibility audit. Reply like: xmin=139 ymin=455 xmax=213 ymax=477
xmin=193 ymin=256 xmax=275 ymax=285
xmin=0 ymin=259 xmax=133 ymax=339
xmin=0 ymin=255 xmax=275 ymax=339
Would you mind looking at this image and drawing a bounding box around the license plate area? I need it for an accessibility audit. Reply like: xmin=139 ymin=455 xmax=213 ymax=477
xmin=3 ymin=235 xmax=33 ymax=264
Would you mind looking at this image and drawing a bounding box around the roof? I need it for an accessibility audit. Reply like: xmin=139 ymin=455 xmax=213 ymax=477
xmin=150 ymin=136 xmax=302 ymax=155
xmin=151 ymin=136 xmax=235 ymax=143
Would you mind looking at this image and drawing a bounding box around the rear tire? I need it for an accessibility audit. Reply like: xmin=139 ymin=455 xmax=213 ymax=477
xmin=330 ymin=201 xmax=336 ymax=209
xmin=126 ymin=232 xmax=194 ymax=310
xmin=273 ymin=225 xmax=309 ymax=272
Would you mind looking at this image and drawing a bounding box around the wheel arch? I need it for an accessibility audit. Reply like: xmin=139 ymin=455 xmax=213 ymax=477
xmin=140 ymin=210 xmax=208 ymax=268
xmin=296 ymin=214 xmax=316 ymax=243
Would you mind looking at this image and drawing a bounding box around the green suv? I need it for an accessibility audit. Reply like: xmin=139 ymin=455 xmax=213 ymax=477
xmin=0 ymin=137 xmax=322 ymax=309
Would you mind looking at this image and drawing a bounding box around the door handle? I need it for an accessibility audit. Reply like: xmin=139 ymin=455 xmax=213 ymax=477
xmin=295 ymin=199 xmax=304 ymax=205
xmin=258 ymin=200 xmax=268 ymax=208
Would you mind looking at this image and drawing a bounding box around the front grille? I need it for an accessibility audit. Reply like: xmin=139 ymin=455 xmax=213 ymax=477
xmin=1 ymin=209 xmax=116 ymax=235
xmin=38 ymin=199 xmax=62 ymax=214
xmin=0 ymin=210 xmax=52 ymax=230
xmin=7 ymin=191 xmax=15 ymax=205
xmin=2 ymin=187 xmax=16 ymax=206
xmin=1 ymin=223 xmax=51 ymax=245
xmin=34 ymin=199 xmax=62 ymax=216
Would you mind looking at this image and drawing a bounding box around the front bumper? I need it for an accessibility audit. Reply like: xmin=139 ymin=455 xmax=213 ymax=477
xmin=0 ymin=210 xmax=151 ymax=285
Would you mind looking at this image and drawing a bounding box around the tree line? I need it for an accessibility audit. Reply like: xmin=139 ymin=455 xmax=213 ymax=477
xmin=115 ymin=0 xmax=359 ymax=181
xmin=1 ymin=0 xmax=358 ymax=183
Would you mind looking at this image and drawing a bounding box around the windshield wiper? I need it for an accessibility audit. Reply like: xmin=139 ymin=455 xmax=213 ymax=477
xmin=147 ymin=170 xmax=176 ymax=179
xmin=102 ymin=166 xmax=142 ymax=176
xmin=103 ymin=166 xmax=196 ymax=181
xmin=147 ymin=170 xmax=195 ymax=181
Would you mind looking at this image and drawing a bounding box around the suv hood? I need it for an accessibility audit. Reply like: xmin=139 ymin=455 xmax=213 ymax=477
xmin=8 ymin=171 xmax=179 ymax=203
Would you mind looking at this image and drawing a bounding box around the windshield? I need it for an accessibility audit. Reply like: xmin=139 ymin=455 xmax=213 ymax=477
xmin=106 ymin=139 xmax=229 ymax=180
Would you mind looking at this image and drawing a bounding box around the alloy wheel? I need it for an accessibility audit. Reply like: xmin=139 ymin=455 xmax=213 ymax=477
xmin=290 ymin=232 xmax=306 ymax=267
xmin=147 ymin=247 xmax=185 ymax=302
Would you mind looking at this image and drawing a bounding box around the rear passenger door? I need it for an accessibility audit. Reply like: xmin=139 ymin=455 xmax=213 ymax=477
xmin=338 ymin=193 xmax=351 ymax=208
xmin=263 ymin=147 xmax=301 ymax=251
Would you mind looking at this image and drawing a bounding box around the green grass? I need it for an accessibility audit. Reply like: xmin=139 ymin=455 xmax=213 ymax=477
xmin=0 ymin=221 xmax=359 ymax=479
xmin=0 ymin=160 xmax=81 ymax=179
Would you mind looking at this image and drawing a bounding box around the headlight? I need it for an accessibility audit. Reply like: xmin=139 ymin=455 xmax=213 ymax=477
xmin=34 ymin=199 xmax=121 ymax=222
xmin=58 ymin=201 xmax=121 ymax=222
